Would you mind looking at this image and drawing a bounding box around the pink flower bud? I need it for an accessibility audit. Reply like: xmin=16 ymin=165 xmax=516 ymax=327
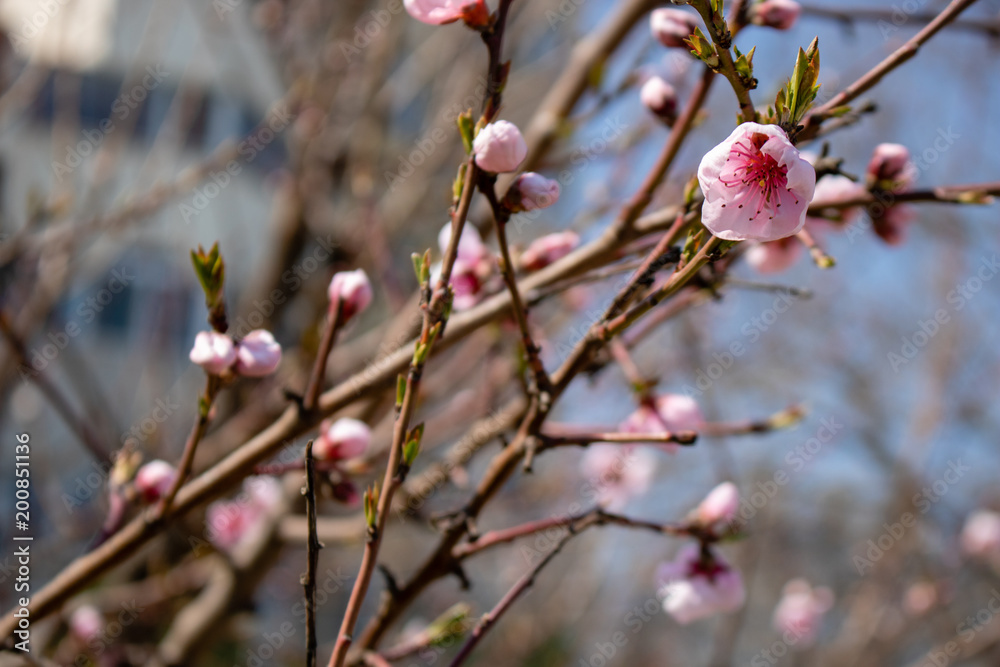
xmin=698 ymin=122 xmax=816 ymax=242
xmin=520 ymin=231 xmax=580 ymax=271
xmin=658 ymin=544 xmax=746 ymax=624
xmin=404 ymin=0 xmax=489 ymax=27
xmin=235 ymin=330 xmax=282 ymax=377
xmin=961 ymin=510 xmax=1000 ymax=559
xmin=473 ymin=120 xmax=527 ymax=173
xmin=507 ymin=172 xmax=561 ymax=212
xmin=69 ymin=605 xmax=104 ymax=643
xmin=134 ymin=460 xmax=177 ymax=503
xmin=867 ymin=143 xmax=916 ymax=189
xmin=189 ymin=331 xmax=236 ymax=375
xmin=328 ymin=269 xmax=373 ymax=321
xmin=695 ymin=482 xmax=739 ymax=527
xmin=650 ymin=8 xmax=698 ymax=48
xmin=640 ymin=76 xmax=677 ymax=122
xmin=750 ymin=0 xmax=801 ymax=30
xmin=314 ymin=417 xmax=372 ymax=461
xmin=744 ymin=238 xmax=802 ymax=274
xmin=772 ymin=579 xmax=834 ymax=646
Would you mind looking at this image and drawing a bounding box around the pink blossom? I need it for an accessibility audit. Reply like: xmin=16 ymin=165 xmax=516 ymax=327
xmin=328 ymin=269 xmax=373 ymax=321
xmin=649 ymin=8 xmax=698 ymax=48
xmin=621 ymin=394 xmax=704 ymax=454
xmin=235 ymin=330 xmax=282 ymax=377
xmin=473 ymin=120 xmax=527 ymax=173
xmin=520 ymin=231 xmax=580 ymax=271
xmin=772 ymin=579 xmax=834 ymax=646
xmin=808 ymin=174 xmax=869 ymax=227
xmin=750 ymin=0 xmax=801 ymax=30
xmin=189 ymin=331 xmax=236 ymax=375
xmin=961 ymin=510 xmax=1000 ymax=559
xmin=403 ymin=0 xmax=489 ymax=27
xmin=744 ymin=237 xmax=802 ymax=274
xmin=698 ymin=122 xmax=816 ymax=242
xmin=314 ymin=417 xmax=372 ymax=461
xmin=695 ymin=482 xmax=739 ymax=527
xmin=640 ymin=75 xmax=677 ymax=122
xmin=433 ymin=223 xmax=493 ymax=310
xmin=206 ymin=476 xmax=283 ymax=554
xmin=903 ymin=581 xmax=939 ymax=617
xmin=658 ymin=544 xmax=746 ymax=624
xmin=69 ymin=605 xmax=104 ymax=642
xmin=134 ymin=460 xmax=177 ymax=503
xmin=872 ymin=203 xmax=915 ymax=246
xmin=580 ymin=445 xmax=656 ymax=511
xmin=867 ymin=143 xmax=917 ymax=189
xmin=507 ymin=172 xmax=561 ymax=212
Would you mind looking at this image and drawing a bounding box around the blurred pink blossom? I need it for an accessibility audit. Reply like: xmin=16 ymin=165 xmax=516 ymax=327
xmin=867 ymin=143 xmax=917 ymax=189
xmin=658 ymin=544 xmax=746 ymax=624
xmin=508 ymin=172 xmax=560 ymax=212
xmin=314 ymin=417 xmax=372 ymax=461
xmin=744 ymin=238 xmax=802 ymax=274
xmin=580 ymin=444 xmax=656 ymax=510
xmin=695 ymin=482 xmax=739 ymax=527
xmin=751 ymin=0 xmax=801 ymax=30
xmin=808 ymin=174 xmax=869 ymax=228
xmin=640 ymin=75 xmax=677 ymax=122
xmin=961 ymin=510 xmax=1000 ymax=559
xmin=69 ymin=605 xmax=104 ymax=643
xmin=134 ymin=459 xmax=176 ymax=504
xmin=403 ymin=0 xmax=488 ymax=27
xmin=473 ymin=120 xmax=527 ymax=173
xmin=235 ymin=330 xmax=282 ymax=377
xmin=621 ymin=394 xmax=704 ymax=454
xmin=520 ymin=231 xmax=580 ymax=271
xmin=649 ymin=8 xmax=698 ymax=48
xmin=772 ymin=579 xmax=834 ymax=646
xmin=206 ymin=476 xmax=283 ymax=554
xmin=699 ymin=123 xmax=816 ymax=242
xmin=189 ymin=331 xmax=236 ymax=375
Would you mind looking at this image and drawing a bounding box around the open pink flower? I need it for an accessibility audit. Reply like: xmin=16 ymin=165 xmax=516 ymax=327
xmin=649 ymin=8 xmax=698 ymax=48
xmin=961 ymin=510 xmax=1000 ymax=559
xmin=772 ymin=579 xmax=834 ymax=646
xmin=235 ymin=330 xmax=282 ymax=377
xmin=658 ymin=544 xmax=746 ymax=624
xmin=520 ymin=231 xmax=579 ymax=271
xmin=694 ymin=482 xmax=739 ymax=527
xmin=698 ymin=122 xmax=816 ymax=242
xmin=328 ymin=269 xmax=373 ymax=321
xmin=404 ymin=0 xmax=489 ymax=27
xmin=580 ymin=444 xmax=656 ymax=511
xmin=314 ymin=417 xmax=372 ymax=461
xmin=189 ymin=331 xmax=236 ymax=375
xmin=744 ymin=237 xmax=802 ymax=274
xmin=134 ymin=460 xmax=177 ymax=503
xmin=750 ymin=0 xmax=801 ymax=30
xmin=473 ymin=120 xmax=527 ymax=173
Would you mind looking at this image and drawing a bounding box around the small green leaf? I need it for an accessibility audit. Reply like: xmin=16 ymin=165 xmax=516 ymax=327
xmin=457 ymin=110 xmax=475 ymax=154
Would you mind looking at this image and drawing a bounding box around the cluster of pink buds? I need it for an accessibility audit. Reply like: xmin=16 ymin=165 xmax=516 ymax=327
xmin=431 ymin=223 xmax=495 ymax=310
xmin=866 ymin=143 xmax=917 ymax=245
xmin=620 ymin=393 xmax=704 ymax=454
xmin=961 ymin=509 xmax=1000 ymax=560
xmin=133 ymin=459 xmax=177 ymax=504
xmin=328 ymin=268 xmax=373 ymax=322
xmin=206 ymin=476 xmax=284 ymax=555
xmin=313 ymin=417 xmax=372 ymax=462
xmin=698 ymin=122 xmax=817 ymax=242
xmin=189 ymin=329 xmax=282 ymax=377
xmin=749 ymin=0 xmax=802 ymax=30
xmin=473 ymin=120 xmax=527 ymax=174
xmin=403 ymin=0 xmax=490 ymax=28
xmin=657 ymin=543 xmax=746 ymax=624
xmin=772 ymin=579 xmax=834 ymax=646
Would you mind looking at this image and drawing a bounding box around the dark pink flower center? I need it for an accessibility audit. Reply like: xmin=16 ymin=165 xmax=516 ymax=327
xmin=719 ymin=132 xmax=799 ymax=222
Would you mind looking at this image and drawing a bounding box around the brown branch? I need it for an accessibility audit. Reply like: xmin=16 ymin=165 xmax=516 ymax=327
xmin=304 ymin=441 xmax=321 ymax=667
xmin=303 ymin=302 xmax=343 ymax=412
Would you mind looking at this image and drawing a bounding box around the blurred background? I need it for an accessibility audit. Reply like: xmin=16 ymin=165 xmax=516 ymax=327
xmin=0 ymin=0 xmax=999 ymax=665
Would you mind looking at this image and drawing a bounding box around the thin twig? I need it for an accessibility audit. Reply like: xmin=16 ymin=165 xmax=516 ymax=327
xmin=304 ymin=441 xmax=322 ymax=667
xmin=304 ymin=301 xmax=343 ymax=412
